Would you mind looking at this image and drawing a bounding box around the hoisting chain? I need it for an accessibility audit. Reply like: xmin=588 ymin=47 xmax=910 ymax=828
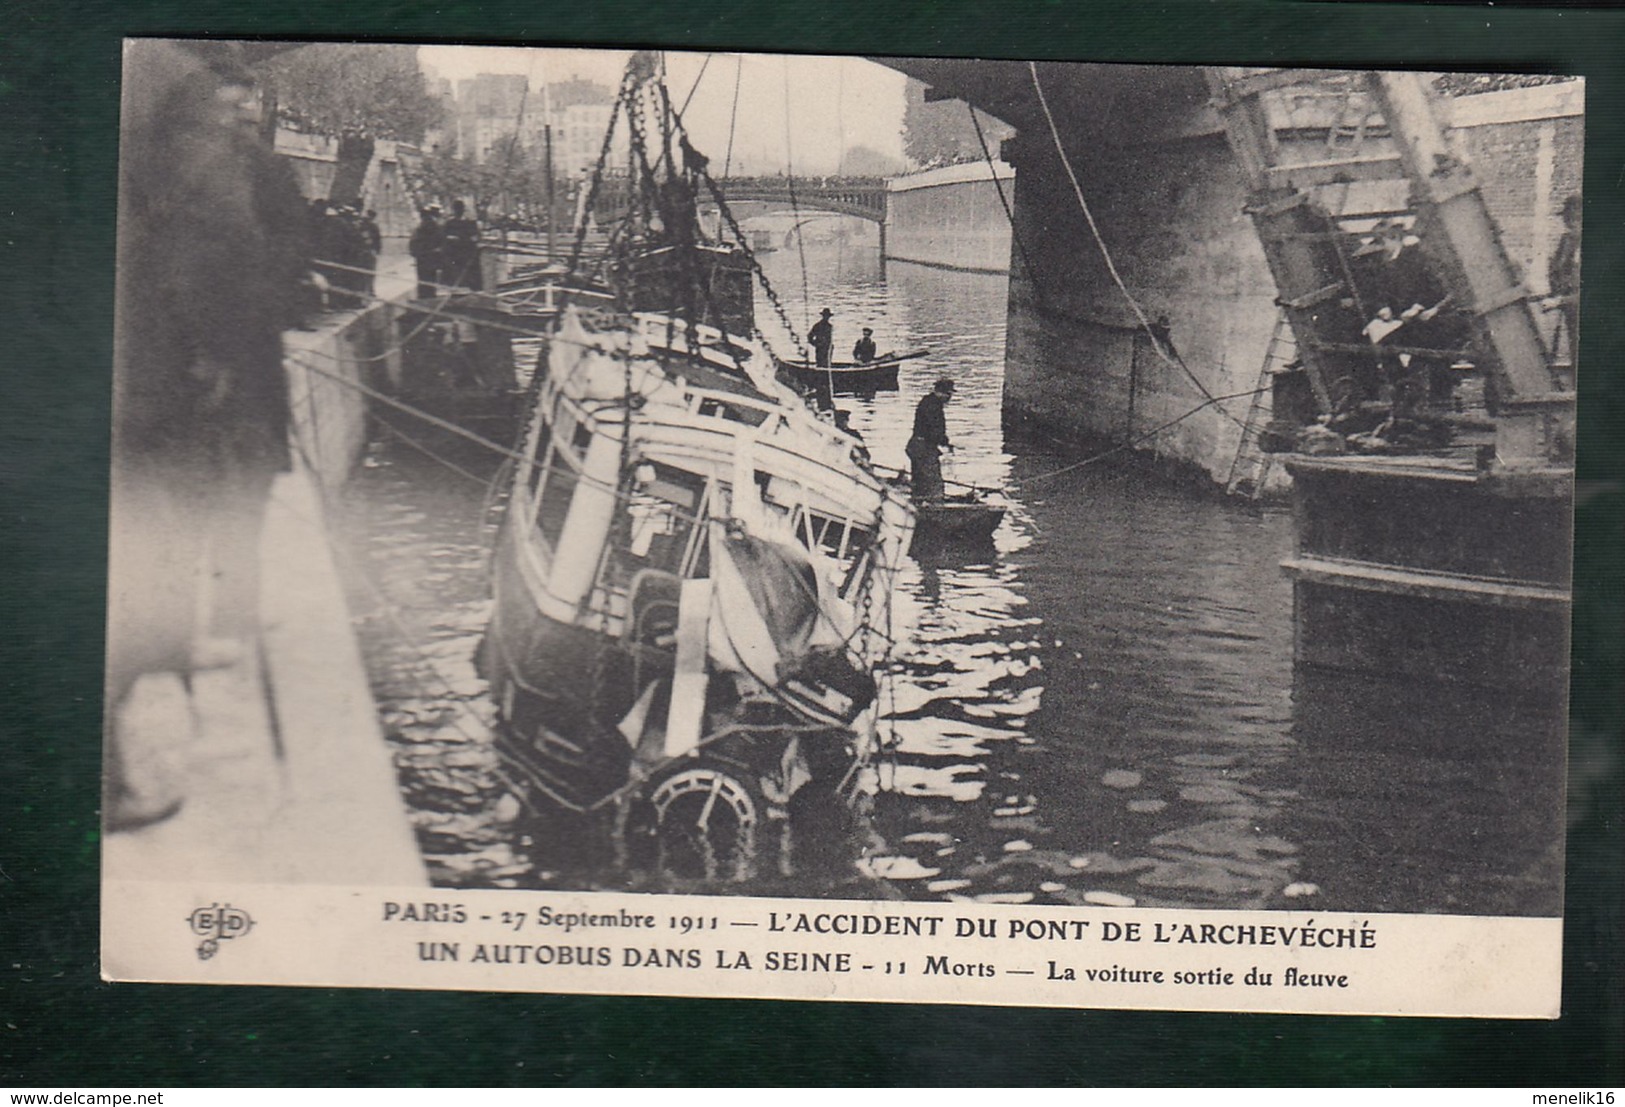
xmin=566 ymin=67 xmax=635 ymax=277
xmin=695 ymin=170 xmax=812 ymax=365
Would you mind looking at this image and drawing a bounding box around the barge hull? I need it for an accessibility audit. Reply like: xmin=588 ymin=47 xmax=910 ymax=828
xmin=1285 ymin=455 xmax=1571 ymax=695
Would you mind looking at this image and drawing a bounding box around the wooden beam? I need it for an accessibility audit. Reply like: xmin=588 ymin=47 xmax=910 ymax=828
xmin=1222 ymin=67 xmax=1354 ymax=102
xmin=1263 ymin=154 xmax=1405 ymax=190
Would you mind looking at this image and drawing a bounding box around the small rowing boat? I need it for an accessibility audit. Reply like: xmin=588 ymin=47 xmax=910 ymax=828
xmin=910 ymin=492 xmax=1006 ymax=550
xmin=777 ymin=349 xmax=928 ymax=393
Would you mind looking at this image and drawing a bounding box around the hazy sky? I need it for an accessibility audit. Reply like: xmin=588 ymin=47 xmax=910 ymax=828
xmin=418 ymin=46 xmax=909 ymax=175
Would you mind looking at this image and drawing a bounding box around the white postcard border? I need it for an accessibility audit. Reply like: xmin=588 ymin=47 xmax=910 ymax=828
xmin=103 ymin=880 xmax=1562 ymax=1018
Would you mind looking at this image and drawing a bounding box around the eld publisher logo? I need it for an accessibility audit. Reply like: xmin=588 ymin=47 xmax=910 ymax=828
xmin=186 ymin=903 xmax=255 ymax=961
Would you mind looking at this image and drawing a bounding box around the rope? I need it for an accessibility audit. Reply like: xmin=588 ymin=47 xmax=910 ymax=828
xmin=781 ymin=59 xmax=814 ymax=338
xmin=372 ymin=411 xmax=494 ymax=487
xmin=284 ymin=433 xmax=501 ymax=760
xmin=1011 ymin=384 xmax=1269 ymax=486
xmin=695 ymin=171 xmax=811 ymax=364
xmin=287 ymin=341 xmax=909 ymax=544
xmin=304 ymin=268 xmax=456 ymax=358
xmin=965 ymin=104 xmax=1046 ymax=312
xmin=722 ymin=55 xmax=742 ymax=182
xmin=289 ymin=350 xmax=531 ymax=466
xmin=291 ymin=328 xmax=906 ymax=666
xmin=296 ymin=258 xmax=620 ymax=349
xmin=677 ymin=53 xmax=713 ymax=118
xmin=1027 ymin=62 xmax=1243 ymax=429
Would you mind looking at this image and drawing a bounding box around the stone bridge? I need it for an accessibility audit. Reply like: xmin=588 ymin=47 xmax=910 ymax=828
xmin=713 ymin=177 xmax=888 ymax=221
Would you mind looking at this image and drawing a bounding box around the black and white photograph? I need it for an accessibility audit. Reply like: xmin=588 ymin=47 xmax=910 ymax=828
xmin=101 ymin=39 xmax=1579 ymax=1016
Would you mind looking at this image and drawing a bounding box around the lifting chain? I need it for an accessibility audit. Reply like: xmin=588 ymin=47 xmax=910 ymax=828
xmin=566 ymin=67 xmax=636 ymax=277
xmin=697 ymin=171 xmax=812 ymax=365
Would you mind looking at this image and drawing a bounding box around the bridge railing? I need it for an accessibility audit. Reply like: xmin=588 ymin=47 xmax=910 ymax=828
xmin=713 ymin=178 xmax=888 ymax=221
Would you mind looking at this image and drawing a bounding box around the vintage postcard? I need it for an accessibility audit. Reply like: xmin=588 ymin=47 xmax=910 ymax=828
xmin=103 ymin=39 xmax=1578 ymax=1017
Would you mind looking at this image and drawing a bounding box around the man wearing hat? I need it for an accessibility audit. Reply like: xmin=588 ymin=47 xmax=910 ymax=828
xmin=808 ymin=307 xmax=835 ymax=368
xmin=852 ymin=327 xmax=877 ymax=364
xmin=409 ymin=204 xmax=444 ymax=299
xmin=442 ymin=199 xmax=484 ymax=291
xmin=907 ymin=378 xmax=956 ymax=503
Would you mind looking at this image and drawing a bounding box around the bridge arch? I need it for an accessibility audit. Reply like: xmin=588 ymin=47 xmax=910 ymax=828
xmin=715 ymin=179 xmax=888 ymax=223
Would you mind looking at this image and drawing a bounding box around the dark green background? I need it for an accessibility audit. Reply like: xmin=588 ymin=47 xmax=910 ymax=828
xmin=3 ymin=0 xmax=1620 ymax=1086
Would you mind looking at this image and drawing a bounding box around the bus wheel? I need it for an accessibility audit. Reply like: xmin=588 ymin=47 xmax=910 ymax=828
xmin=648 ymin=764 xmax=760 ymax=883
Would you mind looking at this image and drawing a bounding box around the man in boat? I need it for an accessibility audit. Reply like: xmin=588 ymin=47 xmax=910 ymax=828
xmin=808 ymin=307 xmax=835 ymax=368
xmin=409 ymin=205 xmax=444 ymax=299
xmin=852 ymin=327 xmax=877 ymax=363
xmin=907 ymin=378 xmax=955 ymax=504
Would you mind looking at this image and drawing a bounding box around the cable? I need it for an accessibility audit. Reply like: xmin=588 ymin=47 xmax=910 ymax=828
xmin=781 ymin=59 xmax=813 ymax=337
xmin=1011 ymin=384 xmax=1270 ymax=487
xmin=286 ymin=341 xmax=911 ymax=540
xmin=1027 ymin=62 xmax=1243 ymax=429
xmin=965 ymin=104 xmax=1046 ymax=313
xmin=373 ymin=412 xmax=493 ymax=487
xmin=722 ymin=55 xmax=742 ymax=182
xmin=676 ymin=53 xmax=713 ymax=118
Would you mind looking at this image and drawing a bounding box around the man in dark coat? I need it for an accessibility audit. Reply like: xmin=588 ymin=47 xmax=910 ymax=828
xmin=852 ymin=327 xmax=877 ymax=363
xmin=906 ymin=378 xmax=955 ymax=503
xmin=357 ymin=209 xmax=382 ymax=298
xmin=110 ymin=39 xmax=310 ymax=827
xmin=808 ymin=307 xmax=835 ymax=368
xmin=1351 ymin=220 xmax=1461 ymax=411
xmin=310 ymin=198 xmax=351 ymax=302
xmin=1547 ymin=193 xmax=1581 ymax=367
xmin=361 ymin=208 xmax=383 ymax=255
xmin=441 ymin=199 xmax=483 ymax=291
xmin=409 ymin=205 xmax=444 ymax=299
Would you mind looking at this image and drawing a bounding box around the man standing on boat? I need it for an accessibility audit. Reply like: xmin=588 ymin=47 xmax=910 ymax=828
xmin=808 ymin=307 xmax=835 ymax=368
xmin=852 ymin=327 xmax=877 ymax=363
xmin=907 ymin=378 xmax=955 ymax=503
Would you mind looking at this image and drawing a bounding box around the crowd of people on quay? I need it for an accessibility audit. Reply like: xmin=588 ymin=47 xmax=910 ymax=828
xmin=304 ymin=195 xmax=490 ymax=309
xmin=307 ymin=200 xmax=382 ymax=307
xmin=408 ymin=200 xmax=485 ymax=298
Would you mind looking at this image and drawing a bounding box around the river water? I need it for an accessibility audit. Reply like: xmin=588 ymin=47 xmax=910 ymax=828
xmin=336 ymin=219 xmax=1565 ymax=918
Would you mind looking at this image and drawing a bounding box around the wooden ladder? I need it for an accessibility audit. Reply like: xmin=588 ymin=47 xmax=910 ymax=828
xmin=1225 ymin=310 xmax=1296 ymax=498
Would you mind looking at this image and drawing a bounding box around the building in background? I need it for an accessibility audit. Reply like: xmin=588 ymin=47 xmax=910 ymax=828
xmin=455 ymin=73 xmax=533 ymax=163
xmin=546 ymin=78 xmax=616 ymax=177
xmin=436 ymin=72 xmax=619 ymax=176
